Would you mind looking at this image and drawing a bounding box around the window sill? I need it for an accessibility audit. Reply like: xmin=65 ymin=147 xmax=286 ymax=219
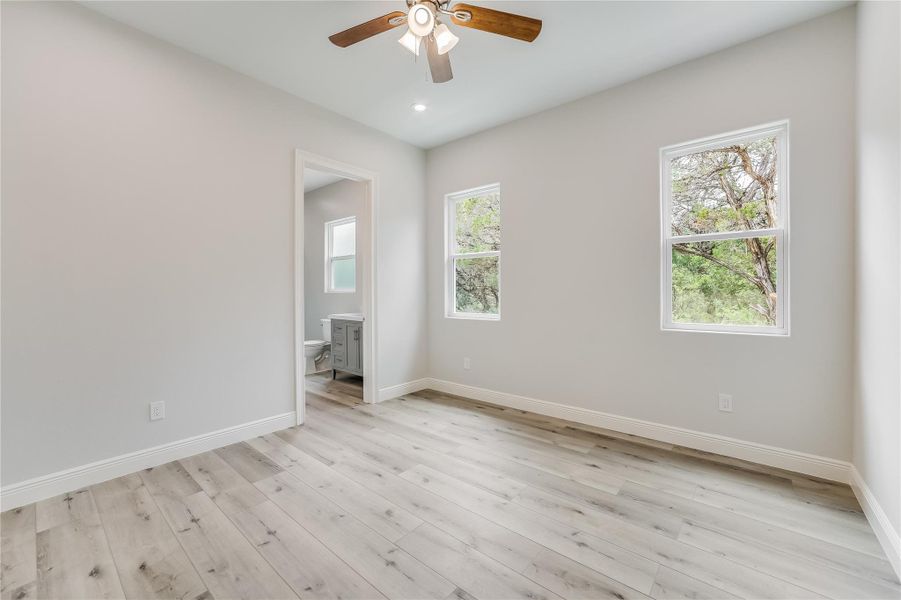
xmin=325 ymin=290 xmax=356 ymax=295
xmin=446 ymin=313 xmax=500 ymax=321
xmin=662 ymin=323 xmax=789 ymax=337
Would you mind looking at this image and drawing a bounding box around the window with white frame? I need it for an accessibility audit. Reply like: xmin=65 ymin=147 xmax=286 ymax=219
xmin=325 ymin=216 xmax=356 ymax=293
xmin=446 ymin=185 xmax=501 ymax=319
xmin=661 ymin=121 xmax=789 ymax=334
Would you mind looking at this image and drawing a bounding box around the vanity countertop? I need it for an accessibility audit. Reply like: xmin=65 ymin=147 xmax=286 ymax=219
xmin=328 ymin=312 xmax=364 ymax=322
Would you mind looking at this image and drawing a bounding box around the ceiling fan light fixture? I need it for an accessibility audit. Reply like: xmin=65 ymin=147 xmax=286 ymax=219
xmin=407 ymin=3 xmax=435 ymax=36
xmin=398 ymin=29 xmax=421 ymax=56
xmin=434 ymin=23 xmax=459 ymax=55
xmin=328 ymin=3 xmax=543 ymax=85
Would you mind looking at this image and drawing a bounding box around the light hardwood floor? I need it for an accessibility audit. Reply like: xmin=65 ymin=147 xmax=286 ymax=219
xmin=2 ymin=372 xmax=899 ymax=600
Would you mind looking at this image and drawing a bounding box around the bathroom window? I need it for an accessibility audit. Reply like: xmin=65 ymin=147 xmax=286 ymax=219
xmin=661 ymin=121 xmax=789 ymax=335
xmin=446 ymin=184 xmax=500 ymax=319
xmin=325 ymin=216 xmax=356 ymax=293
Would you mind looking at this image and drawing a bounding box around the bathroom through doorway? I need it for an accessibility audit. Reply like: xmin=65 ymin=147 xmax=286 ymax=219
xmin=295 ymin=151 xmax=378 ymax=425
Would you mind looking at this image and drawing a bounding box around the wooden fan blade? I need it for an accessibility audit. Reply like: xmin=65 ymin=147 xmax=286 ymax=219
xmin=426 ymin=35 xmax=453 ymax=83
xmin=329 ymin=11 xmax=406 ymax=47
xmin=450 ymin=3 xmax=541 ymax=42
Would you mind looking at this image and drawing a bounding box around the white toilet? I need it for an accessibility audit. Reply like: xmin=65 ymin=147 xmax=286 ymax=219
xmin=303 ymin=318 xmax=331 ymax=374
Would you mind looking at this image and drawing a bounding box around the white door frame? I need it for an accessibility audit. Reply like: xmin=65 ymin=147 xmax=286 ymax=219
xmin=294 ymin=149 xmax=379 ymax=425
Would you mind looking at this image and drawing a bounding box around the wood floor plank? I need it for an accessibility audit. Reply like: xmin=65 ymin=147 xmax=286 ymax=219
xmin=1 ymin=505 xmax=36 ymax=600
xmin=1 ymin=543 xmax=36 ymax=600
xmin=1 ymin=505 xmax=35 ymax=543
xmin=363 ymin=403 xmax=484 ymax=445
xmin=227 ymin=499 xmax=387 ymax=600
xmin=35 ymin=489 xmax=99 ymax=532
xmin=507 ymin=479 xmax=827 ymax=599
xmin=140 ymin=459 xmax=297 ymax=599
xmin=306 ymin=374 xmax=364 ymax=405
xmin=421 ymin=396 xmax=674 ymax=463
xmin=397 ymin=464 xmax=660 ymax=595
xmin=588 ymin=437 xmax=870 ymax=537
xmin=791 ymin=482 xmax=866 ymax=513
xmin=214 ymin=442 xmax=284 ymax=483
xmin=601 ymin=440 xmax=871 ymax=535
xmin=359 ymin=427 xmax=527 ymax=501
xmin=257 ymin=472 xmax=456 ymax=599
xmin=444 ymin=587 xmax=478 ymax=600
xmin=247 ymin=433 xmax=423 ymax=542
xmin=522 ymin=549 xmax=653 ymax=600
xmin=404 ymin=393 xmax=602 ymax=452
xmin=91 ymin=474 xmax=208 ymax=600
xmin=649 ymin=566 xmax=739 ymax=599
xmin=330 ymin=452 xmax=546 ymax=573
xmin=411 ymin=390 xmax=674 ymax=451
xmin=589 ymin=434 xmax=796 ymax=495
xmin=689 ymin=484 xmax=882 ymax=557
xmin=275 ymin=425 xmax=352 ymax=466
xmin=310 ymin=397 xmax=463 ymax=454
xmin=440 ymin=418 xmax=596 ymax=455
xmin=402 ymin=463 xmax=827 ymax=599
xmin=678 ymin=521 xmax=901 ymax=599
xmin=457 ymin=434 xmax=628 ymax=495
xmin=35 ymin=492 xmax=125 ymax=600
xmin=302 ymin=417 xmax=419 ymax=475
xmin=396 ymin=523 xmax=564 ymax=600
xmin=180 ymin=450 xmax=269 ymax=515
xmin=305 ymin=397 xmax=377 ymax=436
xmin=620 ymin=481 xmax=901 ymax=590
xmin=149 ymin=488 xmax=297 ymax=599
xmin=452 ymin=446 xmax=680 ymax=538
xmin=140 ymin=461 xmax=203 ymax=499
xmin=441 ymin=417 xmax=596 ymax=456
xmin=1 ymin=537 xmax=36 ymax=600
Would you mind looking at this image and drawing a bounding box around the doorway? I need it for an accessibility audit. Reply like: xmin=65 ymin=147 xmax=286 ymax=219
xmin=294 ymin=150 xmax=378 ymax=425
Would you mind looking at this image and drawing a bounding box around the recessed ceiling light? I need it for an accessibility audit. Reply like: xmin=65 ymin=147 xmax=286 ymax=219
xmin=412 ymin=103 xmax=427 ymax=112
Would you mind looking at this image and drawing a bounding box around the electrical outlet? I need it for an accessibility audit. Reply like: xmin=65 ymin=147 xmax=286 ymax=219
xmin=149 ymin=401 xmax=165 ymax=421
xmin=463 ymin=357 xmax=471 ymax=370
xmin=718 ymin=393 xmax=733 ymax=413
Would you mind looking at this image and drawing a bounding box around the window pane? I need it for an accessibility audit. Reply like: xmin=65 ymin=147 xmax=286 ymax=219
xmin=455 ymin=256 xmax=499 ymax=314
xmin=331 ymin=221 xmax=355 ymax=256
xmin=455 ymin=194 xmax=500 ymax=253
xmin=672 ymin=236 xmax=777 ymax=327
xmin=331 ymin=257 xmax=355 ymax=291
xmin=671 ymin=136 xmax=779 ymax=236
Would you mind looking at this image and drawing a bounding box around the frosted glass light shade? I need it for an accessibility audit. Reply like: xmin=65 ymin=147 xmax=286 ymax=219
xmin=407 ymin=4 xmax=435 ymax=36
xmin=398 ymin=30 xmax=421 ymax=56
xmin=434 ymin=23 xmax=459 ymax=55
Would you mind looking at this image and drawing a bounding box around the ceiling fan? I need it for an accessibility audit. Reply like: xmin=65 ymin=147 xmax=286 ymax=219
xmin=328 ymin=0 xmax=542 ymax=83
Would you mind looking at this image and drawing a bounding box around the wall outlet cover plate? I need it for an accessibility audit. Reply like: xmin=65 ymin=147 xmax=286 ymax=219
xmin=718 ymin=393 xmax=733 ymax=412
xmin=150 ymin=401 xmax=165 ymax=421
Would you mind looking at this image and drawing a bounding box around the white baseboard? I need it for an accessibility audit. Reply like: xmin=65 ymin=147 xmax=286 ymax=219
xmin=0 ymin=411 xmax=296 ymax=511
xmin=424 ymin=378 xmax=852 ymax=483
xmin=850 ymin=466 xmax=901 ymax=579
xmin=378 ymin=378 xmax=430 ymax=402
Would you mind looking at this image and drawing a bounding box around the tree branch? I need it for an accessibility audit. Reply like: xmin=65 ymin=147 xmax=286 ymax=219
xmin=673 ymin=244 xmax=766 ymax=294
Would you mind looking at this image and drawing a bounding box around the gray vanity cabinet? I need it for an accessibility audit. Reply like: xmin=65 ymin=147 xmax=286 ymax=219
xmin=331 ymin=319 xmax=363 ymax=377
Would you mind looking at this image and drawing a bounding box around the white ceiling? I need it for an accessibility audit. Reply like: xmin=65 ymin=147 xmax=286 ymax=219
xmin=304 ymin=168 xmax=345 ymax=193
xmin=84 ymin=1 xmax=850 ymax=148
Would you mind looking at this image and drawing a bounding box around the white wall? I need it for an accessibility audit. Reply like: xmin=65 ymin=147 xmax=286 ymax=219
xmin=426 ymin=9 xmax=856 ymax=460
xmin=0 ymin=2 xmax=427 ymax=486
xmin=853 ymin=0 xmax=901 ymax=538
xmin=304 ymin=179 xmax=365 ymax=336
